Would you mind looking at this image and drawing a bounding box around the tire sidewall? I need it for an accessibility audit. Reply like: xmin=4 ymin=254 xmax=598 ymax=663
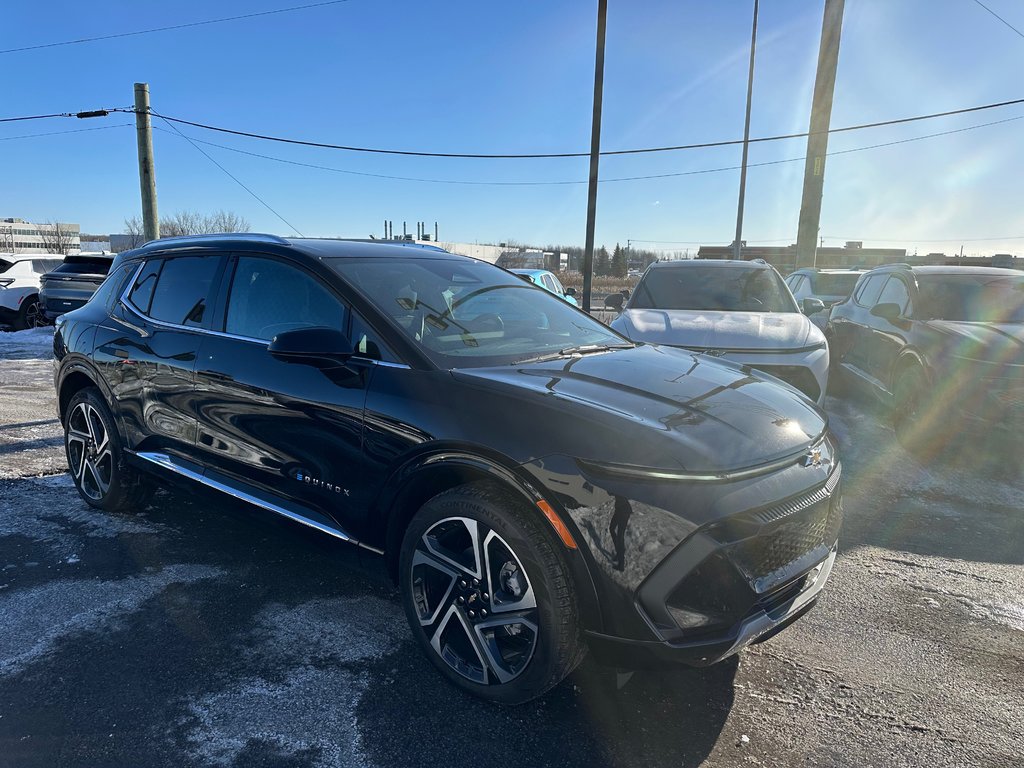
xmin=64 ymin=388 xmax=131 ymax=511
xmin=399 ymin=485 xmax=576 ymax=705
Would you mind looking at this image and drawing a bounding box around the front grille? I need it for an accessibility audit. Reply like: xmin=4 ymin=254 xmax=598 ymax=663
xmin=756 ymin=364 xmax=820 ymax=401
xmin=721 ymin=465 xmax=842 ymax=594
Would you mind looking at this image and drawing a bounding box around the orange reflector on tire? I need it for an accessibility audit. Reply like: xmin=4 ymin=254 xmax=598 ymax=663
xmin=537 ymin=500 xmax=577 ymax=549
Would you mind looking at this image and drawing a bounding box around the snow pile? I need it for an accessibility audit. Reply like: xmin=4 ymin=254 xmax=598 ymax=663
xmin=0 ymin=327 xmax=54 ymax=359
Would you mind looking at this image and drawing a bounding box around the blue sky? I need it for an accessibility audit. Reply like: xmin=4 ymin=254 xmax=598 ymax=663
xmin=2 ymin=0 xmax=1022 ymax=255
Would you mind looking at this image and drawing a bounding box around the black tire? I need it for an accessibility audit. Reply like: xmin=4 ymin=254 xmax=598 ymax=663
xmin=399 ymin=482 xmax=583 ymax=704
xmin=64 ymin=387 xmax=153 ymax=512
xmin=892 ymin=367 xmax=939 ymax=459
xmin=14 ymin=294 xmax=42 ymax=330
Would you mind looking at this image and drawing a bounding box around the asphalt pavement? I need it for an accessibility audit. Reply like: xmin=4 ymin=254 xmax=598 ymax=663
xmin=1 ymin=328 xmax=1021 ymax=768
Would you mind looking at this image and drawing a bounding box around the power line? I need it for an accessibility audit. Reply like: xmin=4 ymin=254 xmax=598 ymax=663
xmin=120 ymin=96 xmax=1024 ymax=159
xmin=0 ymin=0 xmax=353 ymax=55
xmin=825 ymin=234 xmax=1024 ymax=243
xmin=151 ymin=113 xmax=1024 ymax=187
xmin=0 ymin=123 xmax=133 ymax=141
xmin=155 ymin=116 xmax=304 ymax=237
xmin=969 ymin=0 xmax=1024 ymax=40
xmin=0 ymin=112 xmax=76 ymax=123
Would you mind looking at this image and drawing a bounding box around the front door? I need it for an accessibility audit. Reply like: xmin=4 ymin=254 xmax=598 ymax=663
xmin=192 ymin=254 xmax=373 ymax=537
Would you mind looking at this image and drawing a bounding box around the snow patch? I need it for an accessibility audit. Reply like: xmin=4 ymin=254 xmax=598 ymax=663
xmin=0 ymin=327 xmax=54 ymax=359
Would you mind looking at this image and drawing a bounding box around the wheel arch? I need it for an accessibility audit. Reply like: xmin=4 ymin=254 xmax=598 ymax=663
xmin=890 ymin=348 xmax=930 ymax=393
xmin=57 ymin=361 xmax=115 ymax=426
xmin=375 ymin=450 xmax=604 ymax=634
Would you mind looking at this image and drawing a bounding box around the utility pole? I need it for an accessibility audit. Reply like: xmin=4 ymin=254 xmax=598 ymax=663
xmin=794 ymin=0 xmax=845 ymax=268
xmin=582 ymin=0 xmax=608 ymax=313
xmin=733 ymin=0 xmax=759 ymax=261
xmin=133 ymin=83 xmax=159 ymax=242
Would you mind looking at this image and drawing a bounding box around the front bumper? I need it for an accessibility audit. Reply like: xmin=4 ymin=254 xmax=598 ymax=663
xmin=585 ymin=548 xmax=835 ymax=668
xmin=719 ymin=345 xmax=829 ymax=405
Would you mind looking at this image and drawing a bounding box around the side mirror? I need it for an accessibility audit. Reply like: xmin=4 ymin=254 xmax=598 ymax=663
xmin=564 ymin=287 xmax=577 ymax=297
xmin=870 ymin=302 xmax=902 ymax=321
xmin=802 ymin=297 xmax=826 ymax=315
xmin=603 ymin=292 xmax=625 ymax=311
xmin=268 ymin=327 xmax=354 ymax=365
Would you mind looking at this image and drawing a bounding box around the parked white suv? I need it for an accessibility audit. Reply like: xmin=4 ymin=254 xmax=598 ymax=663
xmin=0 ymin=254 xmax=64 ymax=329
xmin=610 ymin=259 xmax=830 ymax=404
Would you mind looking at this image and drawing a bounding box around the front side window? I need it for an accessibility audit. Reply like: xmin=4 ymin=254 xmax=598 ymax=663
xmin=875 ymin=276 xmax=910 ymax=313
xmin=147 ymin=256 xmax=221 ymax=328
xmin=226 ymin=256 xmax=346 ymax=341
xmin=631 ymin=266 xmax=798 ymax=313
xmin=330 ymin=257 xmax=625 ymax=367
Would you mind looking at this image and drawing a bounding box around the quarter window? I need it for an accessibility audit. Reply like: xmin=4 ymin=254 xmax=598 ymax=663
xmin=148 ymin=256 xmax=221 ymax=328
xmin=225 ymin=256 xmax=346 ymax=342
xmin=541 ymin=274 xmax=558 ymax=293
xmin=853 ymin=274 xmax=887 ymax=307
xmin=349 ymin=310 xmax=399 ymax=363
xmin=127 ymin=260 xmax=162 ymax=315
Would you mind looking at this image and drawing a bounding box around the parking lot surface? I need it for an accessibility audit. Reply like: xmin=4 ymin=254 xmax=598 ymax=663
xmin=1 ymin=328 xmax=1021 ymax=767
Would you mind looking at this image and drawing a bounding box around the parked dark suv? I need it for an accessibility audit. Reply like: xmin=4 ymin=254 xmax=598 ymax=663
xmin=826 ymin=264 xmax=1024 ymax=454
xmin=39 ymin=253 xmax=114 ymax=323
xmin=54 ymin=234 xmax=842 ymax=703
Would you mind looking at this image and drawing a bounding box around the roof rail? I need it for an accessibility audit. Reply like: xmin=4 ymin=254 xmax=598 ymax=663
xmin=751 ymin=258 xmax=768 ymax=265
xmin=138 ymin=232 xmax=291 ymax=250
xmin=886 ymin=262 xmax=913 ymax=270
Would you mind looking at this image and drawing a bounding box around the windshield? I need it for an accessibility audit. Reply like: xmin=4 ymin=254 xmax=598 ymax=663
xmin=814 ymin=273 xmax=860 ymax=296
xmin=330 ymin=257 xmax=626 ymax=367
xmin=916 ymin=273 xmax=1024 ymax=323
xmin=631 ymin=265 xmax=798 ymax=313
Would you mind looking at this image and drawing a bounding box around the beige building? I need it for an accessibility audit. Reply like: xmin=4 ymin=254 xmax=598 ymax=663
xmin=0 ymin=217 xmax=81 ymax=254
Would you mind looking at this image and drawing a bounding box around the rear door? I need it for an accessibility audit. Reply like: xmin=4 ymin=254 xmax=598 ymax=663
xmin=93 ymin=252 xmax=225 ymax=460
xmin=833 ymin=272 xmax=887 ymax=379
xmin=192 ymin=253 xmax=376 ymax=537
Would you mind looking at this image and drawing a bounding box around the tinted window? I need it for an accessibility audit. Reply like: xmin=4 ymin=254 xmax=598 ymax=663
xmin=52 ymin=259 xmax=112 ymax=276
xmin=226 ymin=256 xmax=346 ymax=341
xmin=541 ymin=274 xmax=558 ymax=293
xmin=148 ymin=256 xmax=221 ymax=328
xmin=632 ymin=265 xmax=798 ymax=312
xmin=876 ymin=276 xmax=910 ymax=313
xmin=916 ymin=274 xmax=1024 ymax=322
xmin=127 ymin=260 xmax=162 ymax=314
xmin=853 ymin=274 xmax=887 ymax=307
xmin=31 ymin=259 xmax=64 ymax=274
xmin=814 ymin=273 xmax=859 ymax=296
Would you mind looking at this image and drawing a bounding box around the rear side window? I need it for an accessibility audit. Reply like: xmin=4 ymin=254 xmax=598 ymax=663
xmin=541 ymin=274 xmax=558 ymax=292
xmin=876 ymin=276 xmax=911 ymax=313
xmin=853 ymin=274 xmax=887 ymax=307
xmin=147 ymin=256 xmax=221 ymax=328
xmin=225 ymin=256 xmax=347 ymax=341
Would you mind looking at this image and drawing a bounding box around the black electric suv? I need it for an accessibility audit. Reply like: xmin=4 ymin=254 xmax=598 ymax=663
xmin=54 ymin=235 xmax=842 ymax=703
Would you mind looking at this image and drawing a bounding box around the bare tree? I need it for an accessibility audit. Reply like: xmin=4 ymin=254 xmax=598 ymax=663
xmin=0 ymin=225 xmax=13 ymax=253
xmin=38 ymin=220 xmax=76 ymax=255
xmin=159 ymin=209 xmax=251 ymax=237
xmin=122 ymin=215 xmax=146 ymax=250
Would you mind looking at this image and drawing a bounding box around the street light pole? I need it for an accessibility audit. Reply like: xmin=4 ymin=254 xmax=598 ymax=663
xmin=733 ymin=0 xmax=759 ymax=261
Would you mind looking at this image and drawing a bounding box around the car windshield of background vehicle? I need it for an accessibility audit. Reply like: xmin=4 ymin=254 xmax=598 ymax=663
xmin=814 ymin=273 xmax=859 ymax=296
xmin=330 ymin=257 xmax=626 ymax=367
xmin=916 ymin=274 xmax=1024 ymax=323
xmin=631 ymin=266 xmax=798 ymax=313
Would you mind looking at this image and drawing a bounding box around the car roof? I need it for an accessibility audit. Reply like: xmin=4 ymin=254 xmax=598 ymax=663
xmin=510 ymin=269 xmax=548 ymax=277
xmin=124 ymin=234 xmax=459 ymax=261
xmin=793 ymin=268 xmax=865 ymax=275
xmin=651 ymin=259 xmax=771 ymax=270
xmin=882 ymin=265 xmax=1021 ymax=277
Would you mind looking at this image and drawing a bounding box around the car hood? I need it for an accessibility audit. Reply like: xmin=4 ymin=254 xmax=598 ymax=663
xmin=610 ymin=309 xmax=822 ymax=351
xmin=927 ymin=320 xmax=1024 ymax=364
xmin=452 ymin=344 xmax=826 ymax=472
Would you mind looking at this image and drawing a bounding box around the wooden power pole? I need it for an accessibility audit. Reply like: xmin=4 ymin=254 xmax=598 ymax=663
xmin=794 ymin=0 xmax=845 ymax=268
xmin=733 ymin=0 xmax=759 ymax=261
xmin=133 ymin=82 xmax=159 ymax=242
xmin=582 ymin=0 xmax=608 ymax=312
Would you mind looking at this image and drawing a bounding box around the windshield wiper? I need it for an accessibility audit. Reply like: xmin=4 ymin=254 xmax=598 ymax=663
xmin=512 ymin=343 xmax=634 ymax=365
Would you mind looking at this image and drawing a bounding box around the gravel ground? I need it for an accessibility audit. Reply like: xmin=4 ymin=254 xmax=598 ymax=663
xmin=0 ymin=328 xmax=1021 ymax=767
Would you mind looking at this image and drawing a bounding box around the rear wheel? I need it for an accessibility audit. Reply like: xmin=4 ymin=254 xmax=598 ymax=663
xmin=64 ymin=388 xmax=153 ymax=512
xmin=399 ymin=483 xmax=583 ymax=704
xmin=893 ymin=367 xmax=939 ymax=459
xmin=14 ymin=294 xmax=43 ymax=330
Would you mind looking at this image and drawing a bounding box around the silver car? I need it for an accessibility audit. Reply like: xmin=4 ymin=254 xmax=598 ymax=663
xmin=610 ymin=259 xmax=829 ymax=404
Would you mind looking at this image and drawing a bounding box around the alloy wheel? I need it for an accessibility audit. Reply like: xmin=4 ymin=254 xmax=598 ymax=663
xmin=410 ymin=516 xmax=539 ymax=685
xmin=66 ymin=401 xmax=113 ymax=501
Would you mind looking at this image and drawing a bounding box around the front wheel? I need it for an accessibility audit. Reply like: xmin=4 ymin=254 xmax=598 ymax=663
xmin=399 ymin=483 xmax=583 ymax=704
xmin=14 ymin=294 xmax=43 ymax=330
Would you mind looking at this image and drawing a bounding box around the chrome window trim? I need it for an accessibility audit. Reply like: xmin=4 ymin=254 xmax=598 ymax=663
xmin=116 ymin=257 xmax=412 ymax=368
